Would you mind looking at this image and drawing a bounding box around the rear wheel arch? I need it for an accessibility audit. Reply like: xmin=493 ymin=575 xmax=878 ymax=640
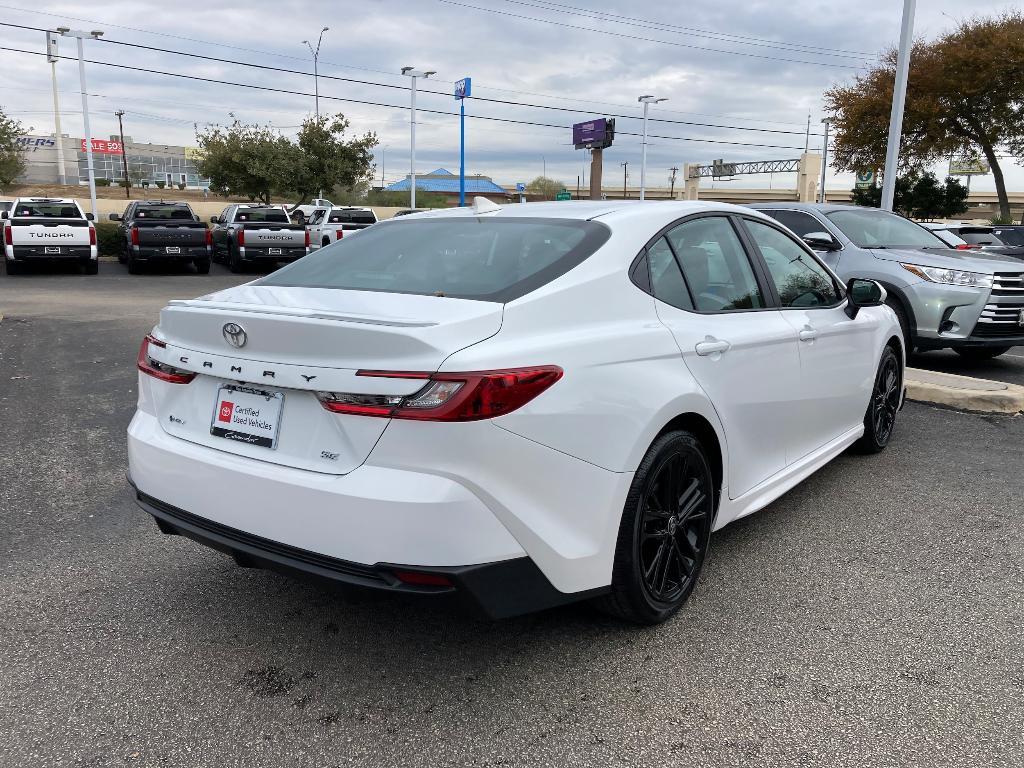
xmin=654 ymin=412 xmax=723 ymax=515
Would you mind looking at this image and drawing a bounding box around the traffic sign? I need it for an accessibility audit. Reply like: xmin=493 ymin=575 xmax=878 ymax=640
xmin=516 ymin=182 xmax=526 ymax=192
xmin=555 ymin=190 xmax=571 ymax=201
xmin=855 ymin=169 xmax=876 ymax=189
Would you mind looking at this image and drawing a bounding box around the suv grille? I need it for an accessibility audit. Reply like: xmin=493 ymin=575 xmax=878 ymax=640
xmin=975 ymin=272 xmax=1024 ymax=337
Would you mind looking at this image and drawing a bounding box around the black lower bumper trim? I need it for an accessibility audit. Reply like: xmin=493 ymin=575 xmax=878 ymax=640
xmin=130 ymin=485 xmax=603 ymax=619
xmin=918 ymin=334 xmax=1024 ymax=350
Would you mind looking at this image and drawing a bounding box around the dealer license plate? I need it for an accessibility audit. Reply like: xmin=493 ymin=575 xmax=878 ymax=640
xmin=44 ymin=246 xmax=61 ymax=254
xmin=165 ymin=246 xmax=180 ymax=254
xmin=268 ymin=247 xmax=282 ymax=255
xmin=210 ymin=385 xmax=284 ymax=449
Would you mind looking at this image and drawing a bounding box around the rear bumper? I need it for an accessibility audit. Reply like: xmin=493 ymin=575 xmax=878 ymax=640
xmin=133 ymin=245 xmax=210 ymax=260
xmin=129 ymin=483 xmax=597 ymax=618
xmin=239 ymin=246 xmax=307 ymax=261
xmin=8 ymin=244 xmax=95 ymax=260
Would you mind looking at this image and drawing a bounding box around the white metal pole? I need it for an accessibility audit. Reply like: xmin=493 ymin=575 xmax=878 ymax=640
xmin=50 ymin=61 xmax=66 ymax=186
xmin=410 ymin=75 xmax=417 ymax=209
xmin=77 ymin=36 xmax=97 ymax=220
xmin=881 ymin=0 xmax=916 ymax=211
xmin=640 ymin=100 xmax=649 ymax=201
xmin=819 ymin=119 xmax=830 ymax=204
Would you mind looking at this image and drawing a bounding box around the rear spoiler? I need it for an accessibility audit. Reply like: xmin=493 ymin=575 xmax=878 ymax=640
xmin=165 ymin=299 xmax=436 ymax=327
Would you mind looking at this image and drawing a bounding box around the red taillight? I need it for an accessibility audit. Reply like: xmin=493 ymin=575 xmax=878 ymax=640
xmin=130 ymin=227 xmax=140 ymax=246
xmin=137 ymin=334 xmax=197 ymax=384
xmin=89 ymin=225 xmax=96 ymax=246
xmin=955 ymin=243 xmax=980 ymax=250
xmin=392 ymin=570 xmax=454 ymax=588
xmin=336 ymin=229 xmax=344 ymax=241
xmin=237 ymin=229 xmax=245 ymax=246
xmin=204 ymin=228 xmax=212 ymax=246
xmin=3 ymin=224 xmax=10 ymax=246
xmin=305 ymin=229 xmax=311 ymax=248
xmin=316 ymin=366 xmax=563 ymax=421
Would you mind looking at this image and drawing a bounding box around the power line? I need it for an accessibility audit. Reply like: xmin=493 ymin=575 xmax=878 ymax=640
xmin=494 ymin=0 xmax=876 ymax=59
xmin=0 ymin=44 xmax=813 ymax=151
xmin=0 ymin=21 xmax=824 ymax=138
xmin=436 ymin=0 xmax=872 ymax=69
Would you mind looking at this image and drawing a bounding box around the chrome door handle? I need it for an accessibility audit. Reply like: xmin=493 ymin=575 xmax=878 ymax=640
xmin=695 ymin=339 xmax=731 ymax=356
xmin=799 ymin=327 xmax=818 ymax=342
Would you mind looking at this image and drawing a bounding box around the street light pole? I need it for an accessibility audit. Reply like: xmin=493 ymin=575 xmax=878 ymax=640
xmin=881 ymin=0 xmax=916 ymax=211
xmin=58 ymin=27 xmax=103 ymax=221
xmin=45 ymin=32 xmax=67 ymax=186
xmin=637 ymin=95 xmax=667 ymax=201
xmin=302 ymin=27 xmax=329 ymax=120
xmin=669 ymin=166 xmax=679 ymax=199
xmin=401 ymin=67 xmax=435 ymax=209
xmin=819 ymin=118 xmax=830 ymax=203
xmin=115 ymin=109 xmax=130 ymax=199
xmin=621 ymin=161 xmax=629 ymax=200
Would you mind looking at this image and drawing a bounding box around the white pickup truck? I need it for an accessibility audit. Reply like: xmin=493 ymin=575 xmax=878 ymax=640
xmin=2 ymin=197 xmax=98 ymax=275
xmin=306 ymin=207 xmax=378 ymax=250
xmin=289 ymin=198 xmax=333 ymax=225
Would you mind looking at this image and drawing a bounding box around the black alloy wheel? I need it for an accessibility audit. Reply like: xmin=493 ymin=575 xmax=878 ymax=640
xmin=598 ymin=431 xmax=714 ymax=624
xmin=855 ymin=345 xmax=901 ymax=453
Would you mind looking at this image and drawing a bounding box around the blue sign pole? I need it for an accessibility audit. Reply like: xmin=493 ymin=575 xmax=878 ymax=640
xmin=455 ymin=78 xmax=471 ymax=207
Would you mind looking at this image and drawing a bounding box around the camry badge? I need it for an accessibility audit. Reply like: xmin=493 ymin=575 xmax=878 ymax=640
xmin=222 ymin=322 xmax=247 ymax=348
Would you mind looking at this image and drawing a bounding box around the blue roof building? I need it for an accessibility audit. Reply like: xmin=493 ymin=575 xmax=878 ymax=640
xmin=384 ymin=168 xmax=510 ymax=203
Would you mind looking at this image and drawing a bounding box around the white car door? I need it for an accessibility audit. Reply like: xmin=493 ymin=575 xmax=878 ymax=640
xmin=739 ymin=216 xmax=879 ymax=458
xmin=645 ymin=215 xmax=804 ymax=500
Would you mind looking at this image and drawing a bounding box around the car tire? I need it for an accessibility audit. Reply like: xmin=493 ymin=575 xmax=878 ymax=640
xmin=118 ymin=242 xmax=127 ymax=264
xmin=596 ymin=430 xmax=715 ymax=625
xmin=194 ymin=259 xmax=211 ymax=275
xmin=884 ymin=297 xmax=913 ymax=357
xmin=322 ymin=237 xmax=330 ymax=248
xmin=126 ymin=255 xmax=142 ymax=275
xmin=227 ymin=241 xmax=243 ymax=273
xmin=854 ymin=345 xmax=902 ymax=454
xmin=4 ymin=260 xmax=22 ymax=275
xmin=953 ymin=346 xmax=1011 ymax=361
xmin=83 ymin=260 xmax=99 ymax=275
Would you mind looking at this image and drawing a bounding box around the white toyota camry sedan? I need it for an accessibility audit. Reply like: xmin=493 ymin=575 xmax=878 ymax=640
xmin=127 ymin=200 xmax=904 ymax=624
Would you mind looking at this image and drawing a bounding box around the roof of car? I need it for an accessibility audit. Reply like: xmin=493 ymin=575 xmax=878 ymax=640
xmin=748 ymin=202 xmax=866 ymax=213
xmin=398 ymin=199 xmax=764 ymax=223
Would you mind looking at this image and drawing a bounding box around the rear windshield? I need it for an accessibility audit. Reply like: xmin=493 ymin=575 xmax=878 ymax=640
xmin=256 ymin=217 xmax=611 ymax=302
xmin=958 ymin=231 xmax=1003 ymax=246
xmin=135 ymin=205 xmax=195 ymax=220
xmin=328 ymin=210 xmax=376 ymax=224
xmin=13 ymin=202 xmax=82 ymax=218
xmin=236 ymin=208 xmax=289 ymax=223
xmin=994 ymin=228 xmax=1024 ymax=246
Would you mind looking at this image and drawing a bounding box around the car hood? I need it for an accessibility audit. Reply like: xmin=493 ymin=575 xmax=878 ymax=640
xmin=868 ymin=246 xmax=1024 ymax=273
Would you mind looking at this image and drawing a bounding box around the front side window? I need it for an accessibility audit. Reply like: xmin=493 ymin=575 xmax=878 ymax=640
xmin=665 ymin=217 xmax=765 ymax=312
xmin=257 ymin=217 xmax=611 ymax=303
xmin=745 ymin=220 xmax=841 ymax=308
xmin=826 ymin=209 xmax=946 ymax=249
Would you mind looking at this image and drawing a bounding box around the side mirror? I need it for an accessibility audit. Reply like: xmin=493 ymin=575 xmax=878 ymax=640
xmin=210 ymin=216 xmax=220 ymax=224
xmin=845 ymin=278 xmax=886 ymax=319
xmin=802 ymin=231 xmax=839 ymax=251
xmin=0 ymin=211 xmax=7 ymax=220
xmin=108 ymin=213 xmax=121 ymax=221
xmin=85 ymin=212 xmax=95 ymax=221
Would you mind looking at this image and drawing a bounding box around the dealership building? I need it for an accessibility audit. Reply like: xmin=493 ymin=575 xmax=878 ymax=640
xmin=16 ymin=133 xmax=211 ymax=190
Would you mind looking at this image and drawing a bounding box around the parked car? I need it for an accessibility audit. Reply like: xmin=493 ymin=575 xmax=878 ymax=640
xmin=928 ymin=223 xmax=1004 ymax=248
xmin=127 ymin=200 xmax=902 ymax=624
xmin=306 ymin=206 xmax=378 ymax=250
xmin=209 ymin=204 xmax=309 ymax=273
xmin=992 ymin=225 xmax=1024 ymax=247
xmin=918 ymin=223 xmax=969 ymax=249
xmin=289 ymin=198 xmax=333 ymax=225
xmin=2 ymin=197 xmax=97 ymax=275
xmin=109 ymin=201 xmax=211 ymax=274
xmin=752 ymin=203 xmax=1024 ymax=361
xmin=391 ymin=208 xmax=426 ymax=217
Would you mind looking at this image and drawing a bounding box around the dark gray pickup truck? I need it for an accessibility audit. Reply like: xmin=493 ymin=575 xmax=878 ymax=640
xmin=110 ymin=201 xmax=211 ymax=274
xmin=209 ymin=204 xmax=309 ymax=273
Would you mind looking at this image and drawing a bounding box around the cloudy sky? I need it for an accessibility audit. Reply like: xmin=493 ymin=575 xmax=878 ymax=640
xmin=1 ymin=0 xmax=1021 ymax=193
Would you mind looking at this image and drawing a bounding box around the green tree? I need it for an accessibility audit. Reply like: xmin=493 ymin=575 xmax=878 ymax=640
xmin=0 ymin=107 xmax=26 ymax=189
xmin=289 ymin=114 xmax=377 ymax=206
xmin=527 ymin=176 xmax=563 ymax=200
xmin=195 ymin=121 xmax=296 ymax=204
xmin=826 ymin=11 xmax=1024 ymax=220
xmin=851 ymin=171 xmax=968 ymax=220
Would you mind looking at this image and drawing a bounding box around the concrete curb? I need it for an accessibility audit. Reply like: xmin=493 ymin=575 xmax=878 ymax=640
xmin=905 ymin=367 xmax=1024 ymax=414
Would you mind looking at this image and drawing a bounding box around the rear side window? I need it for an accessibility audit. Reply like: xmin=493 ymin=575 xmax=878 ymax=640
xmin=257 ymin=217 xmax=611 ymax=303
xmin=647 ymin=237 xmax=693 ymax=310
xmin=14 ymin=202 xmax=82 ymax=218
xmin=993 ymin=228 xmax=1024 ymax=246
xmin=665 ymin=217 xmax=765 ymax=312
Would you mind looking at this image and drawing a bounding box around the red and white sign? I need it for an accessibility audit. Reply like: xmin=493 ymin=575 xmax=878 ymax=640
xmin=81 ymin=138 xmax=124 ymax=155
xmin=218 ymin=401 xmax=235 ymax=423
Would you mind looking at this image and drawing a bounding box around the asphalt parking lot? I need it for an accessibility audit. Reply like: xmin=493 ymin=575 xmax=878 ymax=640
xmin=2 ymin=261 xmax=1023 ymax=768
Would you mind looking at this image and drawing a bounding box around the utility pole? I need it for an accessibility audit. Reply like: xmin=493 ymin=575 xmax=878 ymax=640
xmin=401 ymin=67 xmax=434 ymax=209
xmin=621 ymin=161 xmax=629 ymax=200
xmin=881 ymin=0 xmax=916 ymax=211
xmin=115 ymin=110 xmax=130 ymax=199
xmin=45 ymin=32 xmax=67 ymax=186
xmin=637 ymin=95 xmax=667 ymax=200
xmin=819 ymin=119 xmax=830 ymax=203
xmin=302 ymin=28 xmax=329 ymax=119
xmin=668 ymin=166 xmax=679 ymax=199
xmin=380 ymin=147 xmax=385 ymax=188
xmin=57 ymin=26 xmax=103 ymax=221
xmin=804 ymin=112 xmax=811 ymax=153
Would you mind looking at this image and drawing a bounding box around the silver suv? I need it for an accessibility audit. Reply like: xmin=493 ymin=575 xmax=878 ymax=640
xmin=751 ymin=203 xmax=1024 ymax=361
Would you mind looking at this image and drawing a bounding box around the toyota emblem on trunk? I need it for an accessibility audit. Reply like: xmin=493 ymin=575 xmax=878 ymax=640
xmin=222 ymin=323 xmax=247 ymax=348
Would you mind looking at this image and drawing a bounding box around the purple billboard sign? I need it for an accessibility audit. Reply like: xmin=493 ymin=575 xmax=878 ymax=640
xmin=572 ymin=118 xmax=615 ymax=149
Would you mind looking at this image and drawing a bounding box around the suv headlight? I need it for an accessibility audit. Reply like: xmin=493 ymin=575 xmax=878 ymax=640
xmin=900 ymin=263 xmax=993 ymax=288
